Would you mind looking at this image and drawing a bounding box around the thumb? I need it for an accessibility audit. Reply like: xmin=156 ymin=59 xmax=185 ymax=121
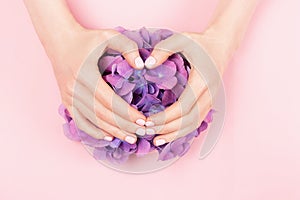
xmin=104 ymin=30 xmax=144 ymax=70
xmin=144 ymin=33 xmax=188 ymax=69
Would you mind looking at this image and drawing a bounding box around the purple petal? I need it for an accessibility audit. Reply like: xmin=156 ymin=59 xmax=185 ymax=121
xmin=139 ymin=48 xmax=151 ymax=61
xmin=116 ymin=60 xmax=134 ymax=79
xmin=185 ymin=130 xmax=199 ymax=141
xmin=121 ymin=91 xmax=133 ymax=104
xmin=120 ymin=142 xmax=137 ymax=153
xmin=149 ymin=32 xmax=161 ymax=46
xmin=104 ymin=74 xmax=125 ymax=89
xmin=178 ymin=143 xmax=191 ymax=157
xmin=162 ymin=90 xmax=176 ymax=106
xmin=146 ymin=60 xmax=176 ymax=78
xmin=198 ymin=121 xmax=208 ymax=132
xmin=58 ymin=104 xmax=72 ymax=122
xmin=98 ymin=55 xmax=123 ymax=73
xmin=172 ymin=84 xmax=185 ymax=99
xmin=162 ymin=151 xmax=176 ymax=161
xmin=139 ymin=27 xmax=150 ymax=44
xmin=62 ymin=122 xmax=81 ymax=141
xmin=176 ymin=71 xmax=188 ymax=85
xmin=205 ymin=109 xmax=215 ymax=123
xmin=136 ymin=138 xmax=151 ymax=155
xmin=117 ymin=81 xmax=136 ymax=96
xmin=93 ymin=147 xmax=107 ymax=160
xmin=156 ymin=29 xmax=173 ymax=40
xmin=109 ymin=138 xmax=122 ymax=148
xmin=157 ymin=77 xmax=177 ymax=89
xmin=114 ymin=26 xmax=126 ymax=33
xmin=123 ymin=30 xmax=144 ymax=48
xmin=158 ymin=143 xmax=171 ymax=160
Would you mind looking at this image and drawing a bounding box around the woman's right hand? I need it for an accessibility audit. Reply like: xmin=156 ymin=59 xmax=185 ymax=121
xmin=48 ymin=27 xmax=147 ymax=144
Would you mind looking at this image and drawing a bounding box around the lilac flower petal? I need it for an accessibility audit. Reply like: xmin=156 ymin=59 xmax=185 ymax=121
xmin=146 ymin=60 xmax=176 ymax=78
xmin=112 ymin=148 xmax=124 ymax=159
xmin=117 ymin=81 xmax=136 ymax=96
xmin=122 ymin=91 xmax=133 ymax=104
xmin=136 ymin=138 xmax=151 ymax=155
xmin=162 ymin=90 xmax=176 ymax=106
xmin=198 ymin=121 xmax=208 ymax=133
xmin=172 ymin=84 xmax=185 ymax=99
xmin=139 ymin=48 xmax=150 ymax=61
xmin=139 ymin=27 xmax=150 ymax=44
xmin=117 ymin=60 xmax=134 ymax=79
xmin=178 ymin=143 xmax=191 ymax=157
xmin=104 ymin=74 xmax=125 ymax=89
xmin=93 ymin=147 xmax=107 ymax=160
xmin=171 ymin=136 xmax=186 ymax=147
xmin=156 ymin=29 xmax=173 ymax=40
xmin=98 ymin=55 xmax=123 ymax=73
xmin=170 ymin=53 xmax=184 ymax=69
xmin=122 ymin=30 xmax=144 ymax=48
xmin=62 ymin=123 xmax=81 ymax=141
xmin=114 ymin=26 xmax=126 ymax=33
xmin=120 ymin=142 xmax=137 ymax=153
xmin=149 ymin=32 xmax=161 ymax=46
xmin=176 ymin=71 xmax=188 ymax=85
xmin=204 ymin=109 xmax=215 ymax=123
xmin=157 ymin=77 xmax=177 ymax=89
xmin=162 ymin=151 xmax=176 ymax=161
xmin=58 ymin=105 xmax=72 ymax=122
xmin=109 ymin=138 xmax=122 ymax=148
xmin=185 ymin=130 xmax=199 ymax=141
xmin=158 ymin=143 xmax=171 ymax=160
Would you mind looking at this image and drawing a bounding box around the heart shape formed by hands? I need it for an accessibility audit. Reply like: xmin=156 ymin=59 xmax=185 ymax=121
xmin=59 ymin=27 xmax=214 ymax=164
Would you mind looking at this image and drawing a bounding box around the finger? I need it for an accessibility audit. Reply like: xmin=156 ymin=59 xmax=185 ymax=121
xmin=145 ymin=33 xmax=188 ymax=69
xmin=153 ymin=125 xmax=198 ymax=146
xmin=146 ymin=67 xmax=208 ymax=126
xmin=72 ymin=108 xmax=114 ymax=141
xmin=73 ymin=82 xmax=146 ymax=136
xmin=76 ymin=64 xmax=147 ymax=126
xmin=153 ymin=107 xmax=211 ymax=146
xmin=147 ymin=90 xmax=212 ymax=135
xmin=105 ymin=30 xmax=144 ymax=69
xmin=74 ymin=98 xmax=137 ymax=144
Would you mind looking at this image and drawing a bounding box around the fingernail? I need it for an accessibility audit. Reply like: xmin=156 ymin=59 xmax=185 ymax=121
xmin=104 ymin=136 xmax=113 ymax=141
xmin=134 ymin=56 xmax=144 ymax=69
xmin=146 ymin=128 xmax=155 ymax=135
xmin=145 ymin=121 xmax=155 ymax=127
xmin=125 ymin=135 xmax=136 ymax=144
xmin=135 ymin=128 xmax=146 ymax=136
xmin=145 ymin=56 xmax=156 ymax=69
xmin=155 ymin=138 xmax=166 ymax=146
xmin=135 ymin=118 xmax=145 ymax=126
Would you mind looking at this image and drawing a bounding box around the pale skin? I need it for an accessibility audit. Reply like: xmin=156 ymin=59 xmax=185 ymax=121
xmin=24 ymin=0 xmax=259 ymax=146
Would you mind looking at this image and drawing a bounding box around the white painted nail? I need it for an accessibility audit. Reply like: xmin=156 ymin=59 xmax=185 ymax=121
xmin=145 ymin=56 xmax=156 ymax=69
xmin=155 ymin=138 xmax=166 ymax=146
xmin=104 ymin=136 xmax=113 ymax=141
xmin=125 ymin=136 xmax=136 ymax=144
xmin=145 ymin=121 xmax=155 ymax=127
xmin=135 ymin=119 xmax=146 ymax=126
xmin=135 ymin=128 xmax=146 ymax=136
xmin=146 ymin=128 xmax=155 ymax=135
xmin=134 ymin=56 xmax=144 ymax=69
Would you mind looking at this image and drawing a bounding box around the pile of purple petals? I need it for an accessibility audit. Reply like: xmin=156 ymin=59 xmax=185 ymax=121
xmin=58 ymin=27 xmax=214 ymax=164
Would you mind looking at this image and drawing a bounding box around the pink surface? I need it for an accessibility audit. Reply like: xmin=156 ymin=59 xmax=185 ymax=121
xmin=1 ymin=0 xmax=300 ymax=199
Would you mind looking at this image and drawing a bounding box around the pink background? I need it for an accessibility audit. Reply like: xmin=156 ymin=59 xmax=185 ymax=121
xmin=1 ymin=0 xmax=300 ymax=199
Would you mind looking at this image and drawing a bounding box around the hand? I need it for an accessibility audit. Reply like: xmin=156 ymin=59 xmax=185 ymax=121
xmin=143 ymin=29 xmax=229 ymax=146
xmin=49 ymin=27 xmax=147 ymax=144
